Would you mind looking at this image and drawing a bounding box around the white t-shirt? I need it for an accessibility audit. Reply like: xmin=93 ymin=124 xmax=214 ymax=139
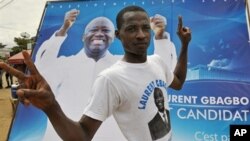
xmin=84 ymin=55 xmax=174 ymax=141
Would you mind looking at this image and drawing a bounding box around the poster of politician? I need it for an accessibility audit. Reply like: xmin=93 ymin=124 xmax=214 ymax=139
xmin=8 ymin=0 xmax=250 ymax=141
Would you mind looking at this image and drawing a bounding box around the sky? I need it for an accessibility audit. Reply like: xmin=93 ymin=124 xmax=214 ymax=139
xmin=0 ymin=0 xmax=49 ymax=48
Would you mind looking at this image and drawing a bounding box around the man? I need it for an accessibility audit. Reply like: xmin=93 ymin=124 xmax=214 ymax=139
xmin=35 ymin=10 xmax=123 ymax=140
xmin=148 ymin=87 xmax=171 ymax=140
xmin=0 ymin=5 xmax=191 ymax=141
xmin=35 ymin=11 xmax=118 ymax=104
xmin=35 ymin=8 xmax=176 ymax=140
xmin=5 ymin=72 xmax=13 ymax=88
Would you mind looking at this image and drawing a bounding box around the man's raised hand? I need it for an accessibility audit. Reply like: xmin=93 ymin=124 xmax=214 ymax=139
xmin=0 ymin=51 xmax=55 ymax=111
xmin=57 ymin=9 xmax=80 ymax=36
xmin=150 ymin=14 xmax=167 ymax=39
xmin=177 ymin=16 xmax=191 ymax=45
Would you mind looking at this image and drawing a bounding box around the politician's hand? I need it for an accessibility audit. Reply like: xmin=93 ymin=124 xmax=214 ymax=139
xmin=57 ymin=9 xmax=80 ymax=36
xmin=150 ymin=14 xmax=167 ymax=40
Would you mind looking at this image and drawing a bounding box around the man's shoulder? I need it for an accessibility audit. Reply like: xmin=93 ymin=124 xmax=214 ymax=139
xmin=99 ymin=61 xmax=122 ymax=76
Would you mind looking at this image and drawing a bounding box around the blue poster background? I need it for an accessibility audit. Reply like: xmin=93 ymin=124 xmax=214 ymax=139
xmin=8 ymin=0 xmax=250 ymax=141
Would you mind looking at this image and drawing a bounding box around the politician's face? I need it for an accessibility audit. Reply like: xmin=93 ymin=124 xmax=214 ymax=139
xmin=154 ymin=88 xmax=165 ymax=112
xmin=83 ymin=18 xmax=114 ymax=54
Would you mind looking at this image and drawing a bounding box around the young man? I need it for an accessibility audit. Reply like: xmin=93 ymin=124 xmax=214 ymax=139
xmin=0 ymin=5 xmax=191 ymax=141
xmin=35 ymin=8 xmax=177 ymax=140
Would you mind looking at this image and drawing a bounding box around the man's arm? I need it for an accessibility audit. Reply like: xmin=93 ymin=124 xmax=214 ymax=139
xmin=56 ymin=9 xmax=80 ymax=36
xmin=0 ymin=51 xmax=101 ymax=141
xmin=45 ymin=101 xmax=102 ymax=140
xmin=151 ymin=15 xmax=191 ymax=90
xmin=169 ymin=16 xmax=191 ymax=90
xmin=35 ymin=9 xmax=80 ymax=66
xmin=151 ymin=14 xmax=178 ymax=71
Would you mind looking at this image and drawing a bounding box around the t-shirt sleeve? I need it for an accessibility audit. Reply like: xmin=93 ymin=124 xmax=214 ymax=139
xmin=83 ymin=75 xmax=120 ymax=121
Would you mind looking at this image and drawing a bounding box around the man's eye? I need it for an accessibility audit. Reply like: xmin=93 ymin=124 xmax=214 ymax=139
xmin=127 ymin=27 xmax=136 ymax=32
xmin=102 ymin=29 xmax=111 ymax=33
xmin=90 ymin=29 xmax=98 ymax=32
xmin=143 ymin=26 xmax=151 ymax=31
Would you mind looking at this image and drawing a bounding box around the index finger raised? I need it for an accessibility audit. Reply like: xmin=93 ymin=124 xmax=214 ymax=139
xmin=178 ymin=16 xmax=183 ymax=31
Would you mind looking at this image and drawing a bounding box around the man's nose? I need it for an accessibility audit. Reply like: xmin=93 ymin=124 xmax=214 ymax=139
xmin=94 ymin=30 xmax=105 ymax=36
xmin=136 ymin=28 xmax=146 ymax=39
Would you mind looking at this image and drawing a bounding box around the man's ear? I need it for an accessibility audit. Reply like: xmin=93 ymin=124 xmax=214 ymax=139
xmin=115 ymin=30 xmax=120 ymax=40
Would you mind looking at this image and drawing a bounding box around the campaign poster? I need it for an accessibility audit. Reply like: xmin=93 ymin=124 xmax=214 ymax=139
xmin=8 ymin=0 xmax=249 ymax=141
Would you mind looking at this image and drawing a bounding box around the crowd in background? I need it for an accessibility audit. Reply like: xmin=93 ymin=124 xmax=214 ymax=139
xmin=0 ymin=69 xmax=13 ymax=89
xmin=0 ymin=61 xmax=14 ymax=89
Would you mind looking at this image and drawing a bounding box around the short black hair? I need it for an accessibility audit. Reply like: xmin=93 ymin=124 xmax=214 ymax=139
xmin=116 ymin=5 xmax=148 ymax=30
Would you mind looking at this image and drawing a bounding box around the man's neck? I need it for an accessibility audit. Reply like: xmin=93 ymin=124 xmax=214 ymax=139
xmin=122 ymin=52 xmax=147 ymax=63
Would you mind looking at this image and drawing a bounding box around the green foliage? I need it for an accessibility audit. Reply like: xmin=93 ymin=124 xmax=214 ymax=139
xmin=0 ymin=43 xmax=6 ymax=48
xmin=11 ymin=36 xmax=35 ymax=56
xmin=0 ymin=43 xmax=7 ymax=61
xmin=14 ymin=37 xmax=29 ymax=50
xmin=1 ymin=33 xmax=35 ymax=57
xmin=10 ymin=46 xmax=23 ymax=56
xmin=0 ymin=56 xmax=5 ymax=60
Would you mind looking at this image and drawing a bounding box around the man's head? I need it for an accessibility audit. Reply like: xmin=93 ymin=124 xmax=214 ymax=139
xmin=115 ymin=5 xmax=151 ymax=59
xmin=83 ymin=17 xmax=115 ymax=61
xmin=153 ymin=87 xmax=165 ymax=113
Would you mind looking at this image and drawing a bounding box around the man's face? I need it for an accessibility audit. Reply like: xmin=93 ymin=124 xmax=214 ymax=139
xmin=83 ymin=18 xmax=114 ymax=54
xmin=116 ymin=11 xmax=151 ymax=56
xmin=154 ymin=89 xmax=165 ymax=112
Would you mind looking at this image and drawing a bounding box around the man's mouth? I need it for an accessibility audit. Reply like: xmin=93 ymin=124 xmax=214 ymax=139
xmin=92 ymin=39 xmax=105 ymax=45
xmin=134 ymin=42 xmax=148 ymax=47
xmin=158 ymin=103 xmax=163 ymax=106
